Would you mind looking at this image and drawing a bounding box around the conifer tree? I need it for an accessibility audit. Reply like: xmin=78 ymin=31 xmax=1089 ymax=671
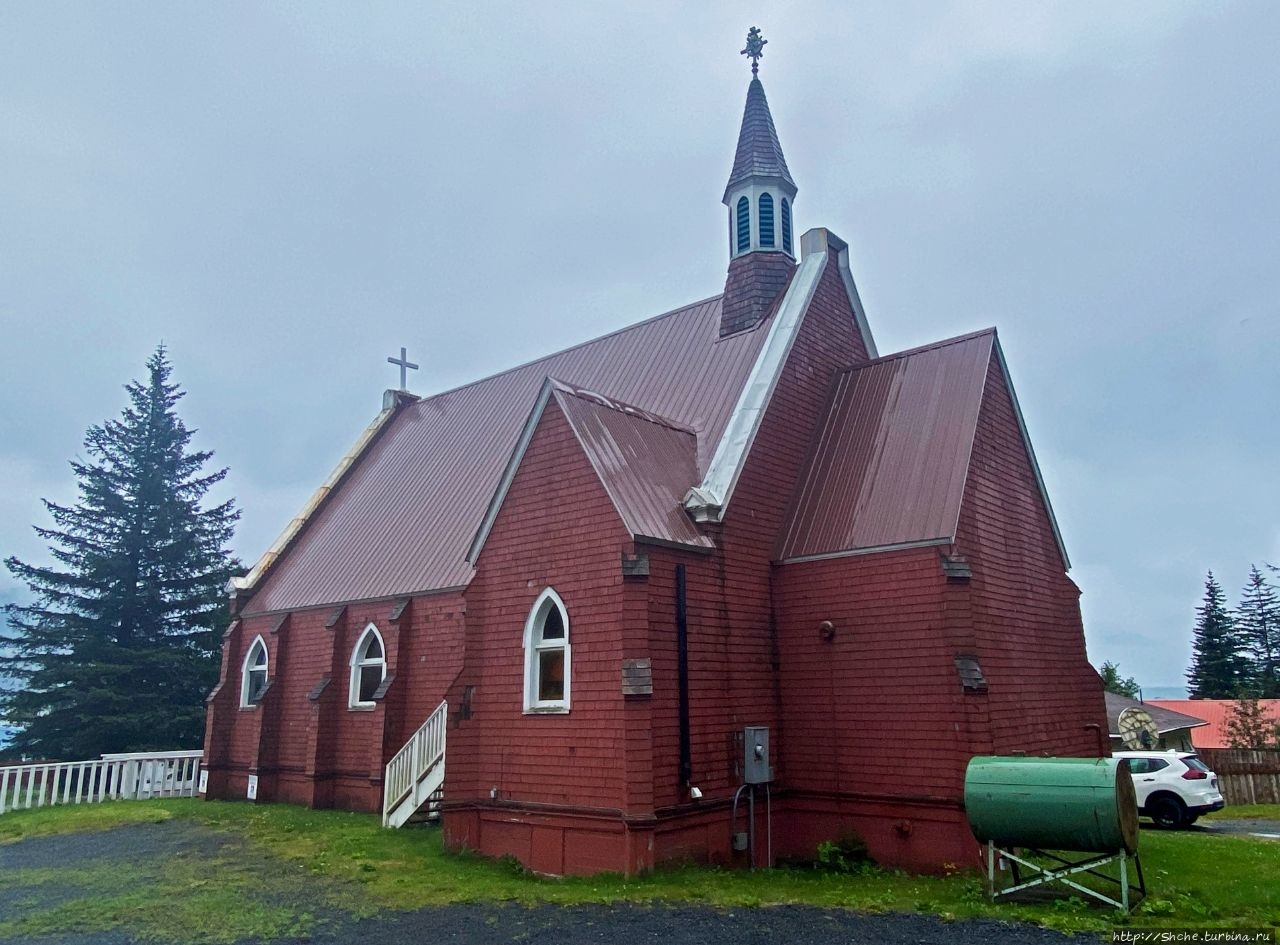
xmin=1098 ymin=661 xmax=1141 ymax=698
xmin=1185 ymin=571 xmax=1247 ymax=699
xmin=1 ymin=347 xmax=239 ymax=759
xmin=1236 ymin=565 xmax=1280 ymax=697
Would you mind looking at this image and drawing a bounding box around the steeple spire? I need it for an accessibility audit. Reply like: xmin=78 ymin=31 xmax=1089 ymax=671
xmin=723 ymin=74 xmax=796 ymax=204
xmin=719 ymin=27 xmax=798 ymax=337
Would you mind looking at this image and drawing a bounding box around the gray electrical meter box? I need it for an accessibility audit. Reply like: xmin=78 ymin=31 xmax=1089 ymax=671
xmin=743 ymin=726 xmax=772 ymax=784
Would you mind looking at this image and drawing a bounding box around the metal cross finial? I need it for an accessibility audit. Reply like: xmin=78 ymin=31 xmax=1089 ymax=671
xmin=386 ymin=346 xmax=419 ymax=391
xmin=741 ymin=26 xmax=767 ymax=76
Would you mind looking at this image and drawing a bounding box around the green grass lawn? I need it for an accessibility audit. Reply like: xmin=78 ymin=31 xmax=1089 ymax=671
xmin=1 ymin=799 xmax=1278 ymax=943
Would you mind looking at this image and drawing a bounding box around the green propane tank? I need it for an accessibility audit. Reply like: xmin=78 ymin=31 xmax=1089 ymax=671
xmin=964 ymin=756 xmax=1139 ymax=855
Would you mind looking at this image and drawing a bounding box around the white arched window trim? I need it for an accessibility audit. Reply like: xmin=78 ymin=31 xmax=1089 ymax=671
xmin=523 ymin=587 xmax=570 ymax=713
xmin=349 ymin=622 xmax=387 ymax=709
xmin=241 ymin=635 xmax=269 ymax=708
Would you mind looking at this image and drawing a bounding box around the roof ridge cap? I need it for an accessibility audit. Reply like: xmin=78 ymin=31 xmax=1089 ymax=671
xmin=550 ymin=380 xmax=697 ymax=436
xmin=841 ymin=327 xmax=996 ymax=374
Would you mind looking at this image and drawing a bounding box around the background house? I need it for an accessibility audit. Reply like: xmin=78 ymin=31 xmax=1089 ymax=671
xmin=1105 ymin=692 xmax=1206 ymax=752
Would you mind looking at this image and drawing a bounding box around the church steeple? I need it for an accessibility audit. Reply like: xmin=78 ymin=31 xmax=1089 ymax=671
xmin=720 ymin=28 xmax=798 ymax=336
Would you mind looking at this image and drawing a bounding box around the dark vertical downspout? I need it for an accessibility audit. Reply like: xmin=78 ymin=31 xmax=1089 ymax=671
xmin=676 ymin=564 xmax=692 ymax=788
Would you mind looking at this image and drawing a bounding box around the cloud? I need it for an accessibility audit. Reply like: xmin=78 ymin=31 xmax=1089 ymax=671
xmin=0 ymin=2 xmax=1276 ymax=689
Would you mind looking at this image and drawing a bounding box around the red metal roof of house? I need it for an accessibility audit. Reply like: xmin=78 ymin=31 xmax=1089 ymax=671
xmin=1148 ymin=699 xmax=1280 ymax=749
xmin=244 ymin=295 xmax=768 ymax=615
xmin=775 ymin=330 xmax=995 ymax=562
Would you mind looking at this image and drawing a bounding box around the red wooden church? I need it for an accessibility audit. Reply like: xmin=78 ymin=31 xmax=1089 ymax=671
xmin=203 ymin=38 xmax=1107 ymax=874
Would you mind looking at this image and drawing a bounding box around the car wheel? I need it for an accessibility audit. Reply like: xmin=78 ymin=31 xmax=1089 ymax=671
xmin=1183 ymin=814 xmax=1199 ymax=827
xmin=1149 ymin=796 xmax=1187 ymax=829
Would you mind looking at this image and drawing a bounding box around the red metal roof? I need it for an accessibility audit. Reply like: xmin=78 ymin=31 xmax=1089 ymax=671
xmin=1148 ymin=699 xmax=1280 ymax=749
xmin=244 ymin=296 xmax=768 ymax=614
xmin=552 ymin=382 xmax=712 ymax=550
xmin=775 ymin=330 xmax=995 ymax=562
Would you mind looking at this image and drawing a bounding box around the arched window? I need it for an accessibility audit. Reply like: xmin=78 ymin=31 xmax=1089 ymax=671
xmin=759 ymin=193 xmax=775 ymax=248
xmin=349 ymin=623 xmax=387 ymax=708
xmin=241 ymin=636 xmax=268 ymax=707
xmin=735 ymin=196 xmax=750 ymax=254
xmin=523 ymin=588 xmax=570 ymax=712
xmin=781 ymin=197 xmax=792 ymax=254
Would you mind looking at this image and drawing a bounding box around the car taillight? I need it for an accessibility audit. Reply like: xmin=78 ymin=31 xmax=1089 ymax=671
xmin=1181 ymin=769 xmax=1208 ymax=780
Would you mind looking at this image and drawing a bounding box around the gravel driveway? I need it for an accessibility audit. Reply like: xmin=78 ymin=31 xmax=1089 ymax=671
xmin=0 ymin=823 xmax=1089 ymax=945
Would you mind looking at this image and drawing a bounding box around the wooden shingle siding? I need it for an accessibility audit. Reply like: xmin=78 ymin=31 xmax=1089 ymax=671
xmin=956 ymin=357 xmax=1105 ymax=760
xmin=443 ymin=403 xmax=636 ymax=874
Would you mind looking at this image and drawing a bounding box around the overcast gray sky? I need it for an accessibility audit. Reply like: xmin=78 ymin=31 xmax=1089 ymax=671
xmin=1 ymin=2 xmax=1276 ymax=689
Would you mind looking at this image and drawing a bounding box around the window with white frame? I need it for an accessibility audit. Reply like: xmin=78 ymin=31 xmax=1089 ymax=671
xmin=349 ymin=623 xmax=387 ymax=708
xmin=524 ymin=588 xmax=570 ymax=712
xmin=241 ymin=636 xmax=268 ymax=707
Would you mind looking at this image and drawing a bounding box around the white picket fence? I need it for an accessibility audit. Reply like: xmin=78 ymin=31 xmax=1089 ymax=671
xmin=0 ymin=750 xmax=204 ymax=814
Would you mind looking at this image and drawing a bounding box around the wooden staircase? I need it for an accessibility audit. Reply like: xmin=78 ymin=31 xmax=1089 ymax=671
xmin=382 ymin=699 xmax=447 ymax=828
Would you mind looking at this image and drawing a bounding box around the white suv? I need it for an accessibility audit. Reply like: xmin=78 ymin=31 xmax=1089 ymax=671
xmin=1113 ymin=750 xmax=1225 ymax=828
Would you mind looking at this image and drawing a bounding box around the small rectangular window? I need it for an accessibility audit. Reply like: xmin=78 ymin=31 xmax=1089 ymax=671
xmin=538 ymin=650 xmax=565 ymax=701
xmin=358 ymin=664 xmax=382 ymax=703
xmin=247 ymin=669 xmax=267 ymax=705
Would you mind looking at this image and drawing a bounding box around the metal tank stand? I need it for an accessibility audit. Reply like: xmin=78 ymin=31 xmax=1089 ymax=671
xmin=986 ymin=842 xmax=1146 ymax=911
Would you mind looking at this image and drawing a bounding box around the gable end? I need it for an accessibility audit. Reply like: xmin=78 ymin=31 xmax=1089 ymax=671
xmin=985 ymin=339 xmax=1071 ymax=570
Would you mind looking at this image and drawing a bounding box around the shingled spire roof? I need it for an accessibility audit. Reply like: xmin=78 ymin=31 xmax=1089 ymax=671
xmin=723 ymin=77 xmax=795 ymax=202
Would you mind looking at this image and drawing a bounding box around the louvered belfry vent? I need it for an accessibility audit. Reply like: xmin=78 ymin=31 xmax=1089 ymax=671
xmin=736 ymin=197 xmax=750 ymax=253
xmin=781 ymin=197 xmax=792 ymax=254
xmin=759 ymin=193 xmax=775 ymax=247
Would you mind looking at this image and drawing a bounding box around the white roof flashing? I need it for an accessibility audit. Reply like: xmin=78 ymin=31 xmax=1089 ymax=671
xmin=682 ymin=229 xmax=832 ymax=521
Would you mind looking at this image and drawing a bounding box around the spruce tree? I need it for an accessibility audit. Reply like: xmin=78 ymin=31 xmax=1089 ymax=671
xmin=1 ymin=347 xmax=239 ymax=760
xmin=1237 ymin=565 xmax=1280 ymax=697
xmin=1185 ymin=571 xmax=1247 ymax=699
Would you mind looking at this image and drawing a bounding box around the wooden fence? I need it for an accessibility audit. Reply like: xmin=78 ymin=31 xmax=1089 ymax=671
xmin=1198 ymin=748 xmax=1280 ymax=806
xmin=0 ymin=750 xmax=204 ymax=814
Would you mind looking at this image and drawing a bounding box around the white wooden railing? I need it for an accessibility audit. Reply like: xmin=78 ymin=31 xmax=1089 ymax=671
xmin=383 ymin=699 xmax=446 ymax=828
xmin=0 ymin=750 xmax=204 ymax=814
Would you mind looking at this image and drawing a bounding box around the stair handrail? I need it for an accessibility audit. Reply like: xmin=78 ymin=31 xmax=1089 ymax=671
xmin=382 ymin=699 xmax=447 ymax=826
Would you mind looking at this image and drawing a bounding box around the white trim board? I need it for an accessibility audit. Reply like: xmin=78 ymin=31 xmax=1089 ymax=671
xmin=683 ymin=229 xmax=830 ymax=522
